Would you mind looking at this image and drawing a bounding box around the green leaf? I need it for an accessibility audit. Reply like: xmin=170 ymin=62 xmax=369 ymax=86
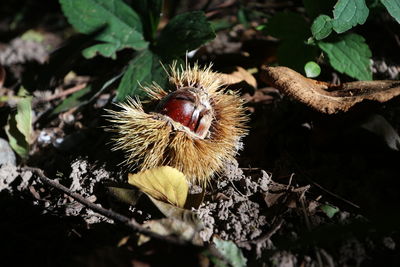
xmin=212 ymin=237 xmax=247 ymax=267
xmin=332 ymin=0 xmax=369 ymax=33
xmin=130 ymin=0 xmax=162 ymax=41
xmin=51 ymin=86 xmax=92 ymax=115
xmin=311 ymin=15 xmax=333 ymax=40
xmin=267 ymin=12 xmax=310 ymax=40
xmin=304 ymin=61 xmax=321 ymax=78
xmin=116 ymin=49 xmax=167 ymax=101
xmin=318 ymin=33 xmax=372 ymax=80
xmin=15 ymin=89 xmax=33 ymax=143
xmin=380 ymin=0 xmax=400 ymax=24
xmin=59 ymin=0 xmax=148 ymax=59
xmin=52 ymin=72 xmax=122 ymax=115
xmin=237 ymin=8 xmax=250 ymax=28
xmin=155 ymin=11 xmax=216 ymax=58
xmin=5 ymin=88 xmax=33 ymax=159
xmin=320 ymin=204 xmax=339 ymax=218
xmin=21 ymin=30 xmax=44 ymax=42
xmin=210 ymin=19 xmax=234 ymax=32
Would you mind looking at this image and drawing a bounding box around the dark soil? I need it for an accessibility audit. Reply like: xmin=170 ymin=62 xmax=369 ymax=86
xmin=1 ymin=0 xmax=400 ymax=266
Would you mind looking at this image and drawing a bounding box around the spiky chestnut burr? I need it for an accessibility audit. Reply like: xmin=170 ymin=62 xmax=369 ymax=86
xmin=106 ymin=64 xmax=248 ymax=185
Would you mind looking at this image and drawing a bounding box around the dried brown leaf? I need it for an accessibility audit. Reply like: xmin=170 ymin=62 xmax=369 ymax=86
xmin=261 ymin=66 xmax=400 ymax=114
xmin=143 ymin=218 xmax=202 ymax=244
xmin=219 ymin=66 xmax=257 ymax=88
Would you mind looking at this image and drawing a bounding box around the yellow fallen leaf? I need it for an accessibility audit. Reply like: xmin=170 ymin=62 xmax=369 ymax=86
xmin=128 ymin=166 xmax=188 ymax=208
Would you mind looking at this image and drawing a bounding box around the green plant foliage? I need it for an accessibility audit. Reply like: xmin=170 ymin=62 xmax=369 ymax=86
xmin=304 ymin=61 xmax=321 ymax=78
xmin=21 ymin=30 xmax=44 ymax=42
xmin=380 ymin=0 xmax=400 ymax=23
xmin=4 ymin=88 xmax=32 ymax=159
xmin=237 ymin=8 xmax=250 ymax=28
xmin=318 ymin=33 xmax=372 ymax=80
xmin=311 ymin=15 xmax=333 ymax=40
xmin=155 ymin=11 xmax=216 ymax=58
xmin=59 ymin=0 xmax=148 ymax=59
xmin=60 ymin=1 xmax=216 ymax=101
xmin=130 ymin=0 xmax=162 ymax=41
xmin=320 ymin=204 xmax=339 ymax=218
xmin=212 ymin=237 xmax=247 ymax=267
xmin=52 ymin=73 xmax=122 ymax=115
xmin=332 ymin=0 xmax=369 ymax=33
xmin=267 ymin=12 xmax=310 ymax=40
xmin=116 ymin=49 xmax=166 ymax=101
xmin=51 ymin=86 xmax=92 ymax=115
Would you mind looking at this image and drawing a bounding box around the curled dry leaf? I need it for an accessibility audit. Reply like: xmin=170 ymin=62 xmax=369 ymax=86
xmin=139 ymin=196 xmax=203 ymax=245
xmin=261 ymin=66 xmax=400 ymax=114
xmin=128 ymin=166 xmax=188 ymax=208
xmin=219 ymin=66 xmax=257 ymax=88
xmin=141 ymin=218 xmax=203 ymax=245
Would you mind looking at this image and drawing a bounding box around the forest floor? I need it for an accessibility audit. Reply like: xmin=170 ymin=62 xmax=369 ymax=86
xmin=1 ymin=1 xmax=400 ymax=266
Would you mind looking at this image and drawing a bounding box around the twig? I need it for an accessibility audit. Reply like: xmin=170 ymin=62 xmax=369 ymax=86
xmin=40 ymin=83 xmax=87 ymax=102
xmin=249 ymin=217 xmax=284 ymax=245
xmin=25 ymin=166 xmax=189 ymax=246
xmin=288 ymin=154 xmax=360 ymax=210
xmin=308 ymin=180 xmax=360 ymax=209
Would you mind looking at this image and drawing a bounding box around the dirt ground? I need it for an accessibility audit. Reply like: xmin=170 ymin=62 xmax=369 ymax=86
xmin=1 ymin=0 xmax=400 ymax=266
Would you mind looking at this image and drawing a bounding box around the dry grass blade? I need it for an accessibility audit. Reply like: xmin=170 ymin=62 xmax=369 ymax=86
xmin=261 ymin=66 xmax=400 ymax=114
xmin=0 ymin=64 xmax=5 ymax=88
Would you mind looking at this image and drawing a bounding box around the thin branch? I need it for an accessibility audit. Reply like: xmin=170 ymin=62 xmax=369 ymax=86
xmin=40 ymin=83 xmax=87 ymax=102
xmin=25 ymin=167 xmax=189 ymax=246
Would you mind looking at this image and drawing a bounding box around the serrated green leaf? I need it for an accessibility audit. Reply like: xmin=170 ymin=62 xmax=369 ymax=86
xmin=311 ymin=15 xmax=333 ymax=40
xmin=304 ymin=61 xmax=321 ymax=78
xmin=267 ymin=12 xmax=310 ymax=40
xmin=4 ymin=88 xmax=32 ymax=159
xmin=155 ymin=11 xmax=215 ymax=58
xmin=116 ymin=49 xmax=167 ymax=101
xmin=212 ymin=237 xmax=247 ymax=267
xmin=332 ymin=0 xmax=369 ymax=33
xmin=380 ymin=0 xmax=400 ymax=23
xmin=130 ymin=0 xmax=162 ymax=41
xmin=320 ymin=204 xmax=339 ymax=218
xmin=318 ymin=33 xmax=372 ymax=80
xmin=59 ymin=0 xmax=148 ymax=59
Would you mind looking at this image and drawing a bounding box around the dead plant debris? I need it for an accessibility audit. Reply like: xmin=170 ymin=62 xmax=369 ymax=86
xmin=261 ymin=65 xmax=400 ymax=114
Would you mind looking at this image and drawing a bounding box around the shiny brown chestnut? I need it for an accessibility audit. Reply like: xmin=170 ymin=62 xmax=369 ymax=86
xmin=156 ymin=88 xmax=212 ymax=138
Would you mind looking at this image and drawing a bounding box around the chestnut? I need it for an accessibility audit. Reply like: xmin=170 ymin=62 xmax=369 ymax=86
xmin=156 ymin=88 xmax=212 ymax=138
